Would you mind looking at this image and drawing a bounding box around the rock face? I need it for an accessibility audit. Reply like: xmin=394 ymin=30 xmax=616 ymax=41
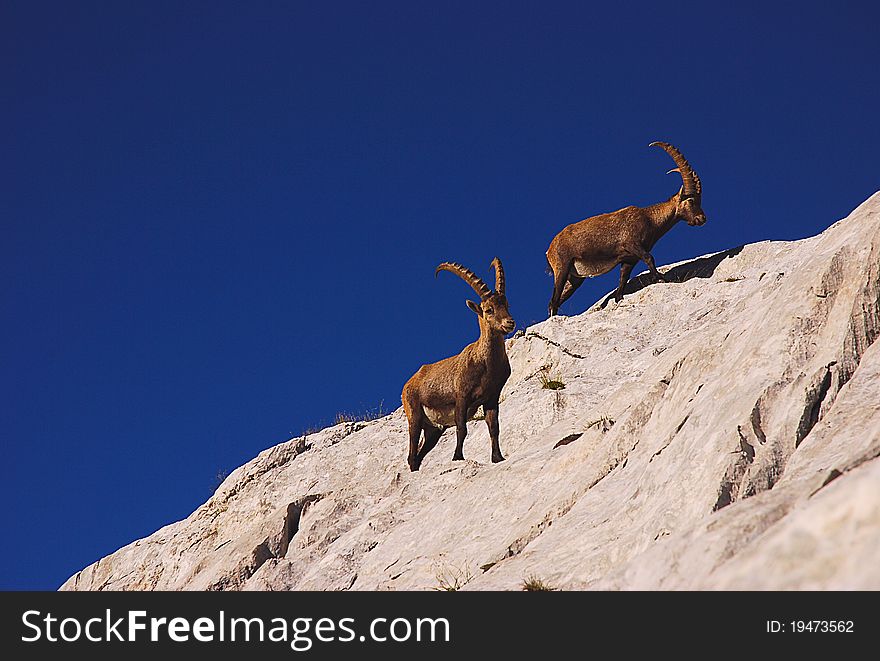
xmin=62 ymin=193 xmax=880 ymax=591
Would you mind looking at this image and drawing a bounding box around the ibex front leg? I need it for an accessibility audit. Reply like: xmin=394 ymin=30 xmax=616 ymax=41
xmin=631 ymin=247 xmax=667 ymax=282
xmin=484 ymin=405 xmax=505 ymax=463
xmin=452 ymin=402 xmax=468 ymax=461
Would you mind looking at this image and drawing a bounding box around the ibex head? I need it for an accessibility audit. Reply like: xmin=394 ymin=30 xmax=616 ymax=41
xmin=436 ymin=258 xmax=515 ymax=335
xmin=650 ymin=141 xmax=707 ymax=226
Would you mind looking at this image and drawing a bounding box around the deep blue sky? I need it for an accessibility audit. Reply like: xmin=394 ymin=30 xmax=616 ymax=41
xmin=2 ymin=1 xmax=878 ymax=589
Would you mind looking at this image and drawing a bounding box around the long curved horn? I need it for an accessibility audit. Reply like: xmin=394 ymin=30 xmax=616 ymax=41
xmin=436 ymin=262 xmax=492 ymax=300
xmin=650 ymin=141 xmax=701 ymax=197
xmin=490 ymin=257 xmax=505 ymax=295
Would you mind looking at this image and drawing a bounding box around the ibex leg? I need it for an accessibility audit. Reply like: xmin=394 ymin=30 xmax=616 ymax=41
xmin=484 ymin=406 xmax=505 ymax=463
xmin=557 ymin=275 xmax=585 ymax=307
xmin=452 ymin=404 xmax=468 ymax=461
xmin=416 ymin=425 xmax=443 ymax=466
xmin=548 ymin=260 xmax=572 ymax=316
xmin=613 ymin=262 xmax=635 ymax=302
xmin=632 ymin=248 xmax=667 ymax=282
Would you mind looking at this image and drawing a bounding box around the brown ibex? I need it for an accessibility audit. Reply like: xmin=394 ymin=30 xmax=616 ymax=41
xmin=402 ymin=258 xmax=515 ymax=471
xmin=546 ymin=141 xmax=706 ymax=315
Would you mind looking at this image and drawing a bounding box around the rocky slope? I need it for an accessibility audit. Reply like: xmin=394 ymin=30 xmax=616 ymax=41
xmin=63 ymin=193 xmax=880 ymax=591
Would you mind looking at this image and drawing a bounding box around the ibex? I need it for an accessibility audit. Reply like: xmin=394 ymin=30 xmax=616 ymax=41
xmin=546 ymin=141 xmax=706 ymax=315
xmin=402 ymin=258 xmax=515 ymax=471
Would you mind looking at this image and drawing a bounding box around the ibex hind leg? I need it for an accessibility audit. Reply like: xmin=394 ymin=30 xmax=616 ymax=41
xmin=557 ymin=274 xmax=585 ymax=308
xmin=416 ymin=425 xmax=443 ymax=467
xmin=613 ymin=262 xmax=635 ymax=302
xmin=406 ymin=412 xmax=424 ymax=471
xmin=548 ymin=259 xmax=573 ymax=317
xmin=403 ymin=388 xmax=426 ymax=471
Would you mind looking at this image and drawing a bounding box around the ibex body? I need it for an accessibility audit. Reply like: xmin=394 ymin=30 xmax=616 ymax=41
xmin=547 ymin=142 xmax=707 ymax=315
xmin=402 ymin=259 xmax=515 ymax=471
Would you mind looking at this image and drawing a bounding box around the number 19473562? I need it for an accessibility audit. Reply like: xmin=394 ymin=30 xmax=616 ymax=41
xmin=767 ymin=620 xmax=854 ymax=633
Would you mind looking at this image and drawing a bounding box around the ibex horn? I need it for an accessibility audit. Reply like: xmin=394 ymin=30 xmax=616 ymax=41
xmin=650 ymin=141 xmax=701 ymax=197
xmin=490 ymin=257 xmax=505 ymax=295
xmin=436 ymin=262 xmax=492 ymax=300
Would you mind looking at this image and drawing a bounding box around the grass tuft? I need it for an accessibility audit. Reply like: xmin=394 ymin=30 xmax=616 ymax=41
xmin=297 ymin=401 xmax=389 ymax=437
xmin=538 ymin=366 xmax=565 ymax=390
xmin=433 ymin=561 xmax=474 ymax=591
xmin=522 ymin=575 xmax=557 ymax=591
xmin=334 ymin=400 xmax=387 ymax=425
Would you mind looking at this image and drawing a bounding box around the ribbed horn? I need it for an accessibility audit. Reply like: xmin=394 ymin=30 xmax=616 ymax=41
xmin=436 ymin=262 xmax=492 ymax=300
xmin=650 ymin=141 xmax=701 ymax=197
xmin=490 ymin=257 xmax=505 ymax=295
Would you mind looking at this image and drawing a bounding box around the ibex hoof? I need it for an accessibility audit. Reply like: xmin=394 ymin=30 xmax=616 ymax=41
xmin=452 ymin=453 xmax=465 ymax=461
xmin=491 ymin=453 xmax=506 ymax=463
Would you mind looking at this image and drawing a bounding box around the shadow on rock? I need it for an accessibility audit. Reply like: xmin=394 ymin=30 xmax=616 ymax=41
xmin=600 ymin=245 xmax=745 ymax=308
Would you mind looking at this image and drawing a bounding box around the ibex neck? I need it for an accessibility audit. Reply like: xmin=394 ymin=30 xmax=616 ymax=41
xmin=645 ymin=196 xmax=680 ymax=239
xmin=476 ymin=321 xmax=507 ymax=357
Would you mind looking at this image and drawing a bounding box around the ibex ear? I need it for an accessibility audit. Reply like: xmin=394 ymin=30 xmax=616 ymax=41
xmin=466 ymin=300 xmax=483 ymax=316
